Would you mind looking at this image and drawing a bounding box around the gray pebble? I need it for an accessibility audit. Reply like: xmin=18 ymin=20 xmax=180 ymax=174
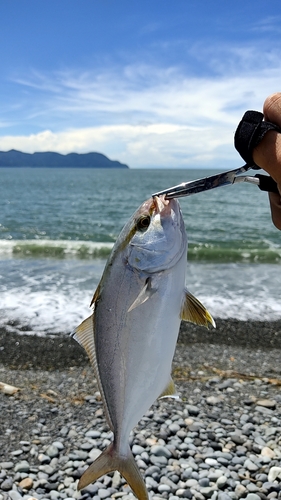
xmin=1 ymin=478 xmax=14 ymax=491
xmin=46 ymin=445 xmax=59 ymax=458
xmin=244 ymin=459 xmax=259 ymax=472
xmin=150 ymin=445 xmax=171 ymax=458
xmin=216 ymin=476 xmax=227 ymax=489
xmin=150 ymin=455 xmax=168 ymax=465
xmin=98 ymin=488 xmax=112 ymax=498
xmin=14 ymin=461 xmax=30 ymax=473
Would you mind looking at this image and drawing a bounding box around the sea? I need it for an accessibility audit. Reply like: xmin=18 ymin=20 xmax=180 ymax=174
xmin=0 ymin=167 xmax=280 ymax=336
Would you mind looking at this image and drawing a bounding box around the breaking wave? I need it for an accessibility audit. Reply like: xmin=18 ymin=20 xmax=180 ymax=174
xmin=0 ymin=240 xmax=113 ymax=259
xmin=0 ymin=239 xmax=280 ymax=263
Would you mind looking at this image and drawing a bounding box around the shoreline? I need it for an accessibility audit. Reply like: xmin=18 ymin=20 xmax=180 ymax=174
xmin=0 ymin=318 xmax=281 ymax=371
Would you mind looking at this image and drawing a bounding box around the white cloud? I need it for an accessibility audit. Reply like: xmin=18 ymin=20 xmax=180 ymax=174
xmin=2 ymin=44 xmax=281 ymax=168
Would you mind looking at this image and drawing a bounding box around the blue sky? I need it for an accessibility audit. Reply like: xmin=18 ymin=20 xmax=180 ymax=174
xmin=1 ymin=1 xmax=281 ymax=168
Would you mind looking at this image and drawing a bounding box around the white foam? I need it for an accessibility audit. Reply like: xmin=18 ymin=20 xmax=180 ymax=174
xmin=0 ymin=259 xmax=280 ymax=336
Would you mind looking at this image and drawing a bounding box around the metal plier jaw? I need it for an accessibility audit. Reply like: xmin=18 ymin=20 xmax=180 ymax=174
xmin=152 ymin=111 xmax=280 ymax=199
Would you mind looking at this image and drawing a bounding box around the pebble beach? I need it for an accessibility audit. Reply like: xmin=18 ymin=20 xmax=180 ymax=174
xmin=1 ymin=319 xmax=281 ymax=500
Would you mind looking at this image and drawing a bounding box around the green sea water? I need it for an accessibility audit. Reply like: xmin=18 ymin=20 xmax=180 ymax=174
xmin=0 ymin=167 xmax=280 ymax=334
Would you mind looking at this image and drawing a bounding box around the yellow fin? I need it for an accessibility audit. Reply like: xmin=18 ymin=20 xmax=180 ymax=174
xmin=73 ymin=315 xmax=96 ymax=365
xmin=73 ymin=316 xmax=114 ymax=431
xmin=78 ymin=442 xmax=149 ymax=500
xmin=128 ymin=277 xmax=156 ymax=312
xmin=181 ymin=289 xmax=216 ymax=328
xmin=158 ymin=377 xmax=179 ymax=399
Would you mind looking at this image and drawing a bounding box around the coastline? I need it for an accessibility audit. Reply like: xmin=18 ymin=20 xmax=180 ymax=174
xmin=0 ymin=318 xmax=281 ymax=371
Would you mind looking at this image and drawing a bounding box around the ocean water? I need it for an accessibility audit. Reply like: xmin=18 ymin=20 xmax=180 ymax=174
xmin=0 ymin=167 xmax=280 ymax=336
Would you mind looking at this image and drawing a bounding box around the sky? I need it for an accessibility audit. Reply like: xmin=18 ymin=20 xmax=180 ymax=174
xmin=1 ymin=1 xmax=281 ymax=168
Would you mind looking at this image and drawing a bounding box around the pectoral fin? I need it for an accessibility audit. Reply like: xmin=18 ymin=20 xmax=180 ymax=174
xmin=181 ymin=289 xmax=216 ymax=328
xmin=158 ymin=377 xmax=179 ymax=400
xmin=128 ymin=277 xmax=157 ymax=312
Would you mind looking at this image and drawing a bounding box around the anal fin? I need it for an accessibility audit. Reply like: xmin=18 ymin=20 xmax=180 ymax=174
xmin=158 ymin=377 xmax=179 ymax=400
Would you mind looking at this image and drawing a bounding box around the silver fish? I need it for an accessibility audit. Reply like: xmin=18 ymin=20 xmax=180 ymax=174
xmin=73 ymin=195 xmax=214 ymax=500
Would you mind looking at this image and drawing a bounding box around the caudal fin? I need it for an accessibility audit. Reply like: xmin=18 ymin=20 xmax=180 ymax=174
xmin=78 ymin=442 xmax=148 ymax=500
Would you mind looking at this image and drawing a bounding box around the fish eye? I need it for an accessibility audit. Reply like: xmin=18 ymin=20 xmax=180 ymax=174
xmin=136 ymin=215 xmax=151 ymax=232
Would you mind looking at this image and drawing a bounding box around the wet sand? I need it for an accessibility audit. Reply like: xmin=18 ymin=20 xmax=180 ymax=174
xmin=0 ymin=318 xmax=280 ymax=371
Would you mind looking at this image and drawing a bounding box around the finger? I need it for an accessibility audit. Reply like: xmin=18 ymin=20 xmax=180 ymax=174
xmin=252 ymin=93 xmax=281 ymax=184
xmin=252 ymin=129 xmax=281 ymax=185
xmin=263 ymin=93 xmax=281 ymax=127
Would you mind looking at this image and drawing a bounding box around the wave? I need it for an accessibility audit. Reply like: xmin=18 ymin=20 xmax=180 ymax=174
xmin=188 ymin=243 xmax=281 ymax=263
xmin=0 ymin=239 xmax=114 ymax=259
xmin=0 ymin=239 xmax=280 ymax=263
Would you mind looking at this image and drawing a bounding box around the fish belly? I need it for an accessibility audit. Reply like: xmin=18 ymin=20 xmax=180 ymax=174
xmin=94 ymin=252 xmax=186 ymax=454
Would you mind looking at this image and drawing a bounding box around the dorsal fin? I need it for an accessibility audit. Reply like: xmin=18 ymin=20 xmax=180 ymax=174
xmin=73 ymin=315 xmax=114 ymax=431
xmin=181 ymin=289 xmax=215 ymax=328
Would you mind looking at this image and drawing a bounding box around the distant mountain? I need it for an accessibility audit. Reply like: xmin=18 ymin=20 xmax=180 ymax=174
xmin=0 ymin=149 xmax=129 ymax=168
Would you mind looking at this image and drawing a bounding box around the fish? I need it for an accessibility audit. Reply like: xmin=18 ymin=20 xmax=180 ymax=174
xmin=73 ymin=195 xmax=215 ymax=500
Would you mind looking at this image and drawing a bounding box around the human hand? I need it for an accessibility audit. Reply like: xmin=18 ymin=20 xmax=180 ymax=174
xmin=253 ymin=93 xmax=281 ymax=230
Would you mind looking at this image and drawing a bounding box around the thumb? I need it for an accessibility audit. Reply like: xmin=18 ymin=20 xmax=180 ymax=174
xmin=263 ymin=92 xmax=281 ymax=126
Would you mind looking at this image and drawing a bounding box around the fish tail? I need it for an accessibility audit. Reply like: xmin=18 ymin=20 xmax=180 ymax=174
xmin=78 ymin=442 xmax=148 ymax=500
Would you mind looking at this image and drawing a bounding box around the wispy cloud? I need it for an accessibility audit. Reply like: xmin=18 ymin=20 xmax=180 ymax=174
xmin=1 ymin=43 xmax=281 ymax=168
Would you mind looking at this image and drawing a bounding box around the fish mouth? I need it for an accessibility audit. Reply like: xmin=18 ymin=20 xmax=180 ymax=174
xmin=153 ymin=195 xmax=178 ymax=216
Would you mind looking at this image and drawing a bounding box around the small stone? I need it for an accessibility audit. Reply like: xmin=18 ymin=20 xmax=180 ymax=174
xmin=38 ymin=454 xmax=51 ymax=465
xmin=158 ymin=484 xmax=171 ymax=493
xmin=150 ymin=445 xmax=172 ymax=458
xmin=256 ymin=399 xmax=276 ymax=408
xmin=150 ymin=455 xmax=168 ymax=465
xmin=246 ymin=483 xmax=259 ymax=493
xmin=0 ymin=461 xmax=14 ymax=469
xmin=39 ymin=464 xmax=54 ymax=474
xmin=132 ymin=445 xmax=145 ymax=456
xmin=199 ymin=478 xmax=210 ymax=487
xmin=244 ymin=495 xmax=261 ymax=500
xmin=261 ymin=446 xmax=275 ymax=458
xmin=11 ymin=449 xmax=23 ymax=457
xmin=1 ymin=478 xmax=14 ymax=491
xmin=186 ymin=405 xmax=200 ymax=416
xmin=169 ymin=423 xmax=181 ymax=434
xmin=19 ymin=477 xmax=33 ymax=490
xmin=244 ymin=459 xmax=259 ymax=472
xmin=89 ymin=449 xmax=102 ymax=460
xmin=205 ymin=458 xmax=217 ymax=466
xmin=268 ymin=466 xmax=281 ymax=482
xmin=216 ymin=476 xmax=227 ymax=489
xmin=52 ymin=441 xmax=64 ymax=450
xmin=200 ymin=486 xmax=215 ymax=498
xmin=7 ymin=492 xmax=23 ymax=500
xmin=235 ymin=484 xmax=247 ymax=498
xmin=46 ymin=445 xmax=59 ymax=458
xmin=98 ymin=489 xmax=111 ymax=499
xmin=14 ymin=460 xmax=30 ymax=473
xmin=206 ymin=396 xmax=223 ymax=405
xmin=85 ymin=430 xmax=101 ymax=438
